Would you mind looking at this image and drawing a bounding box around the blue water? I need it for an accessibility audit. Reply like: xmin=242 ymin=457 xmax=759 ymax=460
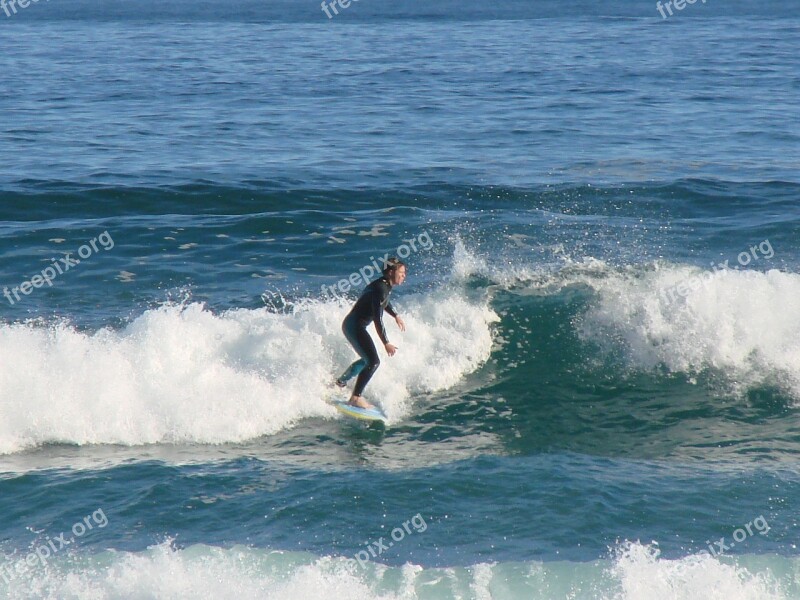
xmin=1 ymin=1 xmax=799 ymax=598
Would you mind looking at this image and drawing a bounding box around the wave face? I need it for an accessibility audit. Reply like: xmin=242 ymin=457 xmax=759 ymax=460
xmin=461 ymin=253 xmax=800 ymax=402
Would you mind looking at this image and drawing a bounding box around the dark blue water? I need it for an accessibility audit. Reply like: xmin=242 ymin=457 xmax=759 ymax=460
xmin=0 ymin=1 xmax=798 ymax=597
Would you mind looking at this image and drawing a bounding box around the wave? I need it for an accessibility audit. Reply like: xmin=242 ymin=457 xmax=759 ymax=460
xmin=2 ymin=179 xmax=798 ymax=221
xmin=0 ymin=294 xmax=496 ymax=455
xmin=0 ymin=541 xmax=793 ymax=600
xmin=452 ymin=243 xmax=800 ymax=402
xmin=581 ymin=264 xmax=800 ymax=396
xmin=3 ymin=236 xmax=800 ymax=456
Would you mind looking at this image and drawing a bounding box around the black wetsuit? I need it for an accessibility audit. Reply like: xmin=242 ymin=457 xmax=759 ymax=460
xmin=339 ymin=276 xmax=397 ymax=396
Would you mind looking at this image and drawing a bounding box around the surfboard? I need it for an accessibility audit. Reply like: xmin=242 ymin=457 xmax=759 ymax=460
xmin=334 ymin=401 xmax=388 ymax=424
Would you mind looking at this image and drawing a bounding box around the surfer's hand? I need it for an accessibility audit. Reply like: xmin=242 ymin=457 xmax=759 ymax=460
xmin=385 ymin=343 xmax=398 ymax=356
xmin=395 ymin=316 xmax=406 ymax=332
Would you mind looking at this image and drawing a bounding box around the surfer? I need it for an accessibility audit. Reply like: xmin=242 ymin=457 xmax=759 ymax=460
xmin=336 ymin=257 xmax=406 ymax=408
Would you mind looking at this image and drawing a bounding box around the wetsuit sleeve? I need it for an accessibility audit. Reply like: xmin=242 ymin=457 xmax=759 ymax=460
xmin=385 ymin=302 xmax=397 ymax=318
xmin=372 ymin=287 xmax=390 ymax=345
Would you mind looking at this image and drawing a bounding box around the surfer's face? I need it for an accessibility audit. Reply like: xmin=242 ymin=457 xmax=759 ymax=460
xmin=390 ymin=266 xmax=406 ymax=286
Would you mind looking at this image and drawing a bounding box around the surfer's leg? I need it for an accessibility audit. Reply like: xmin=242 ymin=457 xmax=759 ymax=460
xmin=337 ymin=358 xmax=366 ymax=386
xmin=340 ymin=316 xmax=378 ymax=407
xmin=339 ymin=315 xmax=368 ymax=385
xmin=351 ymin=327 xmax=380 ymax=398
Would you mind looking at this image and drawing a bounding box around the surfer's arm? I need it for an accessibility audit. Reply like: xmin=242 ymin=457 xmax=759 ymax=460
xmin=386 ymin=302 xmax=406 ymax=332
xmin=372 ymin=289 xmax=390 ymax=345
xmin=383 ymin=288 xmax=405 ymax=332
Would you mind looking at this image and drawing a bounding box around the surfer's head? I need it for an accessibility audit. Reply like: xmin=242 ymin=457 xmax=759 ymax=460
xmin=383 ymin=257 xmax=407 ymax=285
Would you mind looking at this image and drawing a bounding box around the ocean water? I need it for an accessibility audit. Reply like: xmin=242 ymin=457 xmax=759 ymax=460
xmin=1 ymin=1 xmax=799 ymax=598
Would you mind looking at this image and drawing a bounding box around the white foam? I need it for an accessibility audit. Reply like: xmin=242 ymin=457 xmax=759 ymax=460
xmin=0 ymin=542 xmax=792 ymax=600
xmin=0 ymin=293 xmax=496 ymax=455
xmin=609 ymin=542 xmax=786 ymax=600
xmin=581 ymin=264 xmax=800 ymax=398
xmin=450 ymin=236 xmax=547 ymax=287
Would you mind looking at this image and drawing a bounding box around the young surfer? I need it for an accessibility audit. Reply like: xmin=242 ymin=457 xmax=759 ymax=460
xmin=336 ymin=258 xmax=406 ymax=408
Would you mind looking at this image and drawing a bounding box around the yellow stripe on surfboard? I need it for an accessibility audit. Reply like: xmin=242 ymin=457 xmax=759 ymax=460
xmin=334 ymin=401 xmax=388 ymax=423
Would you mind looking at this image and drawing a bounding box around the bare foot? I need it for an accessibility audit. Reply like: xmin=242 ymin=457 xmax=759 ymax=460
xmin=348 ymin=396 xmax=374 ymax=409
